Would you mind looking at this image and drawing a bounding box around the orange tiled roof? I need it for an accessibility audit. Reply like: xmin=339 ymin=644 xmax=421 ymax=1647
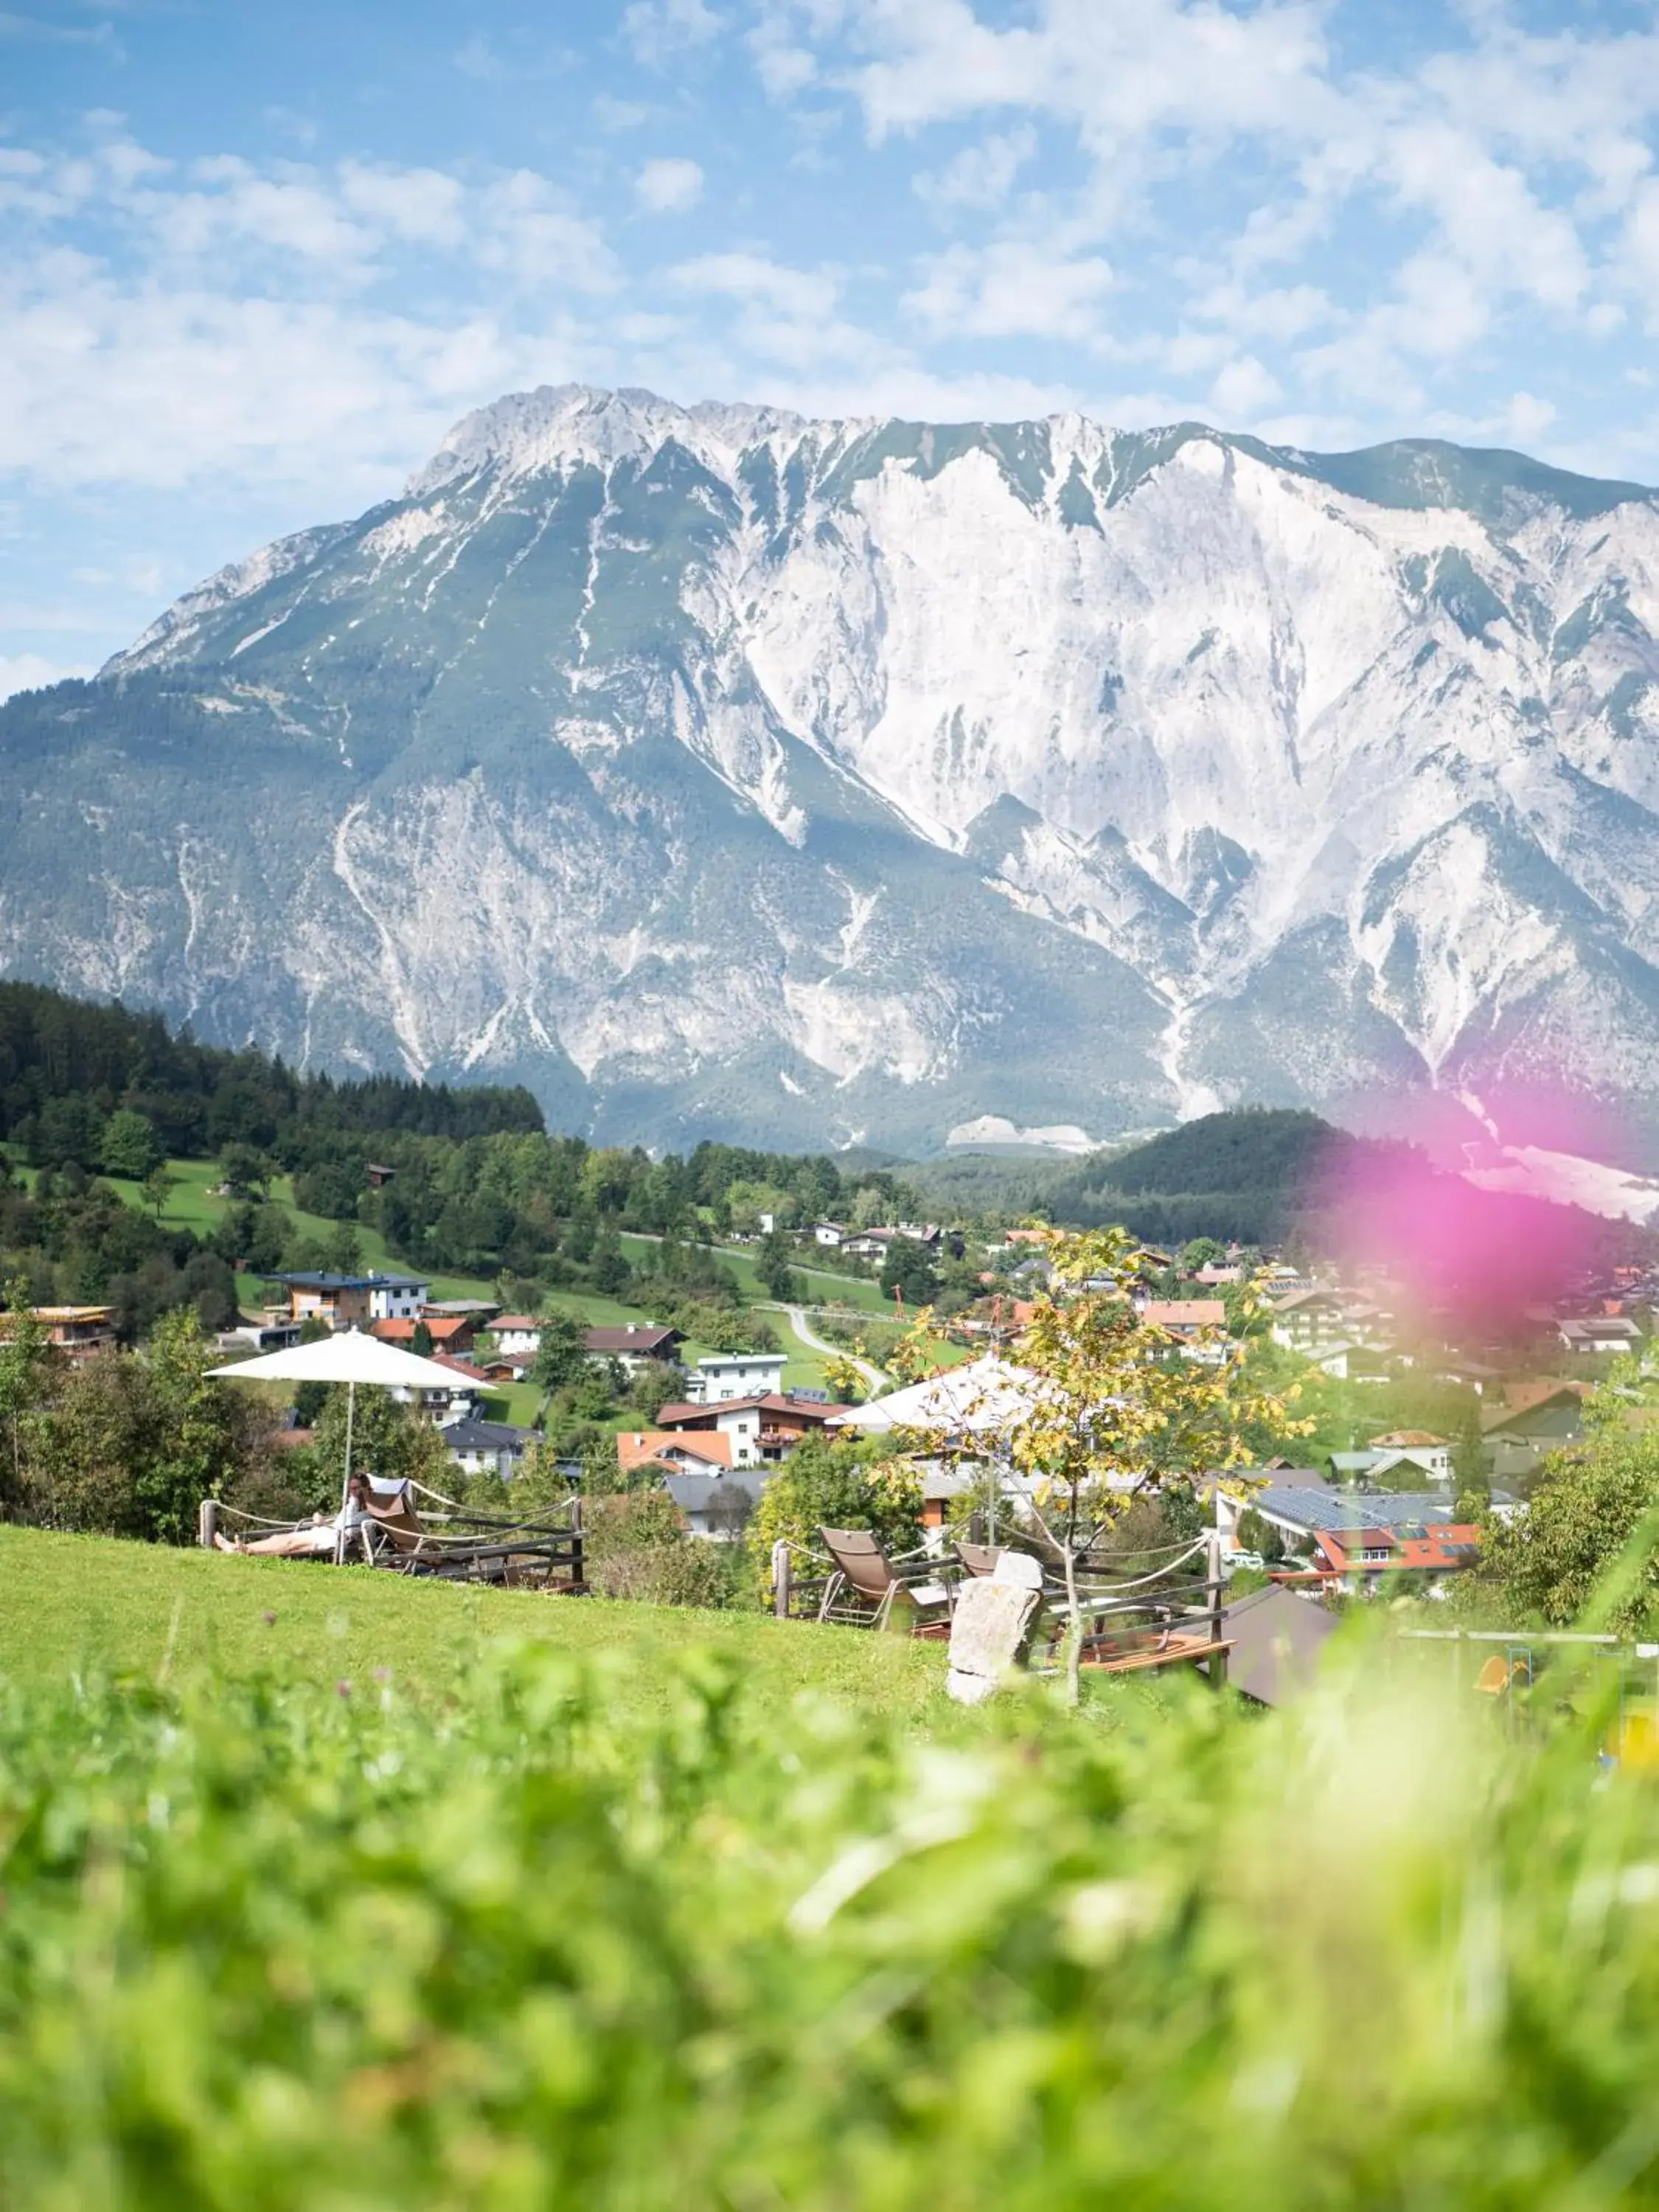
xmin=1141 ymin=1300 xmax=1228 ymax=1330
xmin=369 ymin=1315 xmax=473 ymax=1346
xmin=616 ymin=1429 xmax=734 ymax=1472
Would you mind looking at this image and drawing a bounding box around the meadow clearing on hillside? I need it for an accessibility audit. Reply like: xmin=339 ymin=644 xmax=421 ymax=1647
xmin=6 ymin=1530 xmax=1659 ymax=2207
xmin=91 ymin=1158 xmax=883 ymax=1391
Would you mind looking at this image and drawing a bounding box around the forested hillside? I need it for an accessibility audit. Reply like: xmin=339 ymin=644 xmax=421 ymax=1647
xmin=0 ymin=984 xmax=922 ymax=1333
xmin=0 ymin=981 xmax=543 ymax=1164
xmin=1043 ymin=1109 xmax=1377 ymax=1244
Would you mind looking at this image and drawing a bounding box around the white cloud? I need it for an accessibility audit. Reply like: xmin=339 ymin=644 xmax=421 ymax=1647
xmin=473 ymin=171 xmax=619 ymax=291
xmin=746 ymin=1 xmax=841 ymax=99
xmin=594 ymin=95 xmax=651 ymax=131
xmin=338 ymin=162 xmax=468 ymax=248
xmin=0 ymin=651 xmax=90 ymax=700
xmin=623 ymin=0 xmax=723 ymax=68
xmin=836 ymin=0 xmax=1338 ymax=150
xmin=673 ymin=250 xmax=838 ymax=320
xmin=1208 ymin=354 xmax=1282 ymax=424
xmin=748 ymin=0 xmax=1659 ymax=453
xmin=906 ymin=240 xmax=1115 ymax=342
xmin=1501 ymin=391 xmax=1557 ymax=448
xmin=0 ymin=143 xmax=620 ymax=498
xmin=669 ymin=251 xmax=872 ymax=368
xmin=1187 ymin=280 xmax=1334 ymax=347
xmin=636 ymin=157 xmax=705 ymax=214
xmin=164 ymin=156 xmax=375 ymax=265
xmin=915 ymin=126 xmax=1036 ymax=212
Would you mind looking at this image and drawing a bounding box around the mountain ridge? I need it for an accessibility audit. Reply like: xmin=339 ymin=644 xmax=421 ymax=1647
xmin=7 ymin=382 xmax=1659 ymax=1161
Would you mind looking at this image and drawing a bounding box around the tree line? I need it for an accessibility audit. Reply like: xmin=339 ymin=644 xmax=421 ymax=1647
xmin=0 ymin=979 xmax=543 ymax=1175
xmin=0 ymin=983 xmax=931 ymax=1315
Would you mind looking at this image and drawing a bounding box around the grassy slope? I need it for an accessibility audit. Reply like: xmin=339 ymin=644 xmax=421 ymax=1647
xmin=0 ymin=1525 xmax=947 ymax=1719
xmin=64 ymin=1159 xmax=991 ymax=1395
xmin=116 ymin=1161 xmax=844 ymax=1389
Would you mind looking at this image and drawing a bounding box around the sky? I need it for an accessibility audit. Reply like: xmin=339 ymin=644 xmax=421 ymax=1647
xmin=9 ymin=0 xmax=1659 ymax=694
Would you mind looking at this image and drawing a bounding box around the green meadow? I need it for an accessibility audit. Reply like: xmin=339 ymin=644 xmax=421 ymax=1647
xmin=5 ymin=1526 xmax=1659 ymax=2208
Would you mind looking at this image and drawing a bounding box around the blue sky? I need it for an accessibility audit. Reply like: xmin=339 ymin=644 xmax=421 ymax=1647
xmin=9 ymin=0 xmax=1659 ymax=693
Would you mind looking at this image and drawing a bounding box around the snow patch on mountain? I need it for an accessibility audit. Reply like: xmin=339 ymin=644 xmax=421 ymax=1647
xmin=945 ymin=1115 xmax=1099 ymax=1153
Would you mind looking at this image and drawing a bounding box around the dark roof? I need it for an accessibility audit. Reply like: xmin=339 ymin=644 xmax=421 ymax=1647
xmin=655 ymin=1392 xmax=849 ymax=1427
xmin=444 ymin=1419 xmax=536 ymax=1455
xmin=662 ymin=1469 xmax=768 ymax=1517
xmin=1254 ymin=1486 xmax=1462 ymax=1533
xmin=265 ymin=1270 xmax=428 ymax=1291
xmin=584 ymin=1324 xmax=682 ymax=1353
xmin=1220 ymin=1585 xmax=1338 ymax=1705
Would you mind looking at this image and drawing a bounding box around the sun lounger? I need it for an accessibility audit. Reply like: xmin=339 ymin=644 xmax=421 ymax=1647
xmin=816 ymin=1527 xmax=953 ymax=1632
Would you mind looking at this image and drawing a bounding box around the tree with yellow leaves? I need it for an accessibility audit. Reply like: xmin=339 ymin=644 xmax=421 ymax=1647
xmin=883 ymin=1307 xmax=950 ymax=1388
xmin=998 ymin=1225 xmax=1308 ymax=1703
xmin=822 ymin=1348 xmax=869 ymax=1405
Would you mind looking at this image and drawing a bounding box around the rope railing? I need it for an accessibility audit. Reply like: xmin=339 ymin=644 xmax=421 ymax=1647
xmin=404 ymin=1478 xmax=582 ymax=1531
xmin=198 ymin=1484 xmax=588 ymax=1591
xmin=1085 ymin=1532 xmax=1213 ymax=1565
xmin=1068 ymin=1536 xmax=1210 ymax=1593
xmin=211 ymin=1500 xmax=318 ymax=1531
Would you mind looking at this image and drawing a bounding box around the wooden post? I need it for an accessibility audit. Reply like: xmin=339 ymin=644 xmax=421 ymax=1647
xmin=198 ymin=1497 xmax=219 ymax=1550
xmin=335 ymin=1378 xmax=357 ymax=1566
xmin=568 ymin=1495 xmax=584 ymax=1593
xmin=1206 ymin=1529 xmax=1228 ymax=1688
xmin=773 ymin=1538 xmax=792 ymax=1620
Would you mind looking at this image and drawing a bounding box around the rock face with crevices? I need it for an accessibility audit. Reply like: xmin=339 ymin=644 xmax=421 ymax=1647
xmin=4 ymin=383 xmax=1659 ymax=1155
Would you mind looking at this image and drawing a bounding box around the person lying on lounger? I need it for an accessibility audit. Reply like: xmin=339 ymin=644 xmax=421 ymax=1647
xmin=216 ymin=1473 xmax=375 ymax=1557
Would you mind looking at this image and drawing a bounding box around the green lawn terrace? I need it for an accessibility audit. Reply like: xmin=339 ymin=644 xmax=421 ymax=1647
xmin=0 ymin=1523 xmax=951 ymax=1714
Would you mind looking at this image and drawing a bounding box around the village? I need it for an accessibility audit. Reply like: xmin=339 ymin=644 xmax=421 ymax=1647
xmin=15 ymin=1206 xmax=1646 ymax=1610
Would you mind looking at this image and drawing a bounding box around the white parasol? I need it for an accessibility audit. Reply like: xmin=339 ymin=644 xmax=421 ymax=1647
xmin=829 ymin=1353 xmax=1044 ymax=1547
xmin=210 ymin=1328 xmax=464 ymax=1554
xmin=829 ymin=1354 xmax=1040 ymax=1436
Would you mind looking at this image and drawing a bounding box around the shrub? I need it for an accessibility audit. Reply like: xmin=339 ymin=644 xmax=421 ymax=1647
xmin=1481 ymin=1430 xmax=1659 ymax=1632
xmin=585 ymin=1486 xmax=728 ymax=1605
xmin=750 ymin=1431 xmax=922 ymax=1579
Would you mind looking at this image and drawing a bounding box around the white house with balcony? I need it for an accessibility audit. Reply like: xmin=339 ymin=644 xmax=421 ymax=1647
xmin=682 ymin=1352 xmax=787 ymax=1404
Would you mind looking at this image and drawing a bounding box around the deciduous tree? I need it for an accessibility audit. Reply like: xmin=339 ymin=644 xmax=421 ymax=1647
xmin=999 ymin=1227 xmax=1306 ymax=1703
xmin=1481 ymin=1422 xmax=1659 ymax=1635
xmin=98 ymin=1109 xmax=160 ymax=1183
xmin=0 ymin=1277 xmax=55 ymax=1514
xmin=532 ymin=1313 xmax=590 ymax=1392
xmin=139 ymin=1308 xmax=243 ymax=1544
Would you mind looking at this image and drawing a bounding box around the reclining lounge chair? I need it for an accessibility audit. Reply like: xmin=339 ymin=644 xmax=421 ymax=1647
xmin=817 ymin=1527 xmax=953 ymax=1632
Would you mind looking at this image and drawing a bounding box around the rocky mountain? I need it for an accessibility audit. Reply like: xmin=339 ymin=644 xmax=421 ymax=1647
xmin=5 ymin=383 xmax=1659 ymax=1158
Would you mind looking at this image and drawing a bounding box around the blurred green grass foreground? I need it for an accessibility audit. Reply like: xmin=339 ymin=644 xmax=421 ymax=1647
xmin=6 ymin=1526 xmax=1659 ymax=2209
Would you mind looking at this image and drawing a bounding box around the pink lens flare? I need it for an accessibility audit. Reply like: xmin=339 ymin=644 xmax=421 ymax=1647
xmin=1309 ymin=1091 xmax=1625 ymax=1340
